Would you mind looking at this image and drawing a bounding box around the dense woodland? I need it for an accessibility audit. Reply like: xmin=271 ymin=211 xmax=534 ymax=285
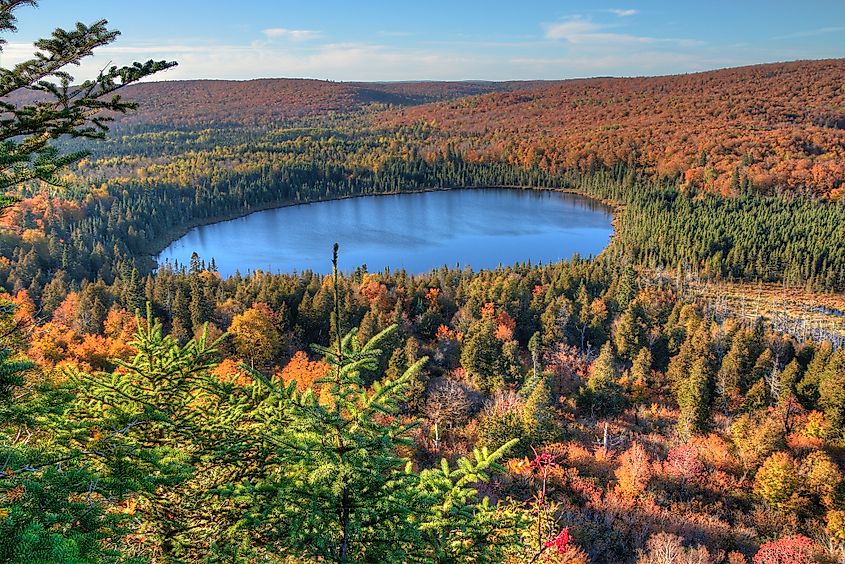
xmin=390 ymin=60 xmax=845 ymax=198
xmin=1 ymin=3 xmax=845 ymax=560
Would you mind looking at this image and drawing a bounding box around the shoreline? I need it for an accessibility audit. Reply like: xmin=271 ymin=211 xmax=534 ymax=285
xmin=144 ymin=185 xmax=622 ymax=272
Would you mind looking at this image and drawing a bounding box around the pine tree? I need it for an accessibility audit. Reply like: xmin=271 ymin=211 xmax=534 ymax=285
xmin=230 ymin=246 xmax=521 ymax=561
xmin=528 ymin=331 xmax=542 ymax=383
xmin=0 ymin=2 xmax=173 ymax=554
xmin=797 ymin=341 xmax=833 ymax=408
xmin=818 ymin=349 xmax=845 ymax=440
xmin=629 ymin=346 xmax=652 ymax=406
xmin=677 ymin=356 xmax=714 ymax=438
xmin=72 ymin=308 xmax=227 ymax=558
xmin=522 ymin=376 xmax=556 ymax=443
xmin=0 ymin=1 xmax=174 ymax=210
xmin=578 ymin=341 xmax=626 ymax=418
xmin=614 ymin=302 xmax=647 ymax=362
xmin=461 ymin=317 xmax=503 ymax=393
xmin=0 ymin=302 xmax=120 ymax=561
xmin=615 ymin=263 xmax=637 ymax=311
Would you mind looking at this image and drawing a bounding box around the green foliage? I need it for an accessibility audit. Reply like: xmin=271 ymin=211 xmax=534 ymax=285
xmin=225 ymin=322 xmax=524 ymax=561
xmin=676 ymin=356 xmax=714 ymax=438
xmin=477 ymin=409 xmax=530 ymax=460
xmin=797 ymin=341 xmax=833 ymax=408
xmin=613 ymin=302 xmax=647 ymax=362
xmin=0 ymin=305 xmax=122 ymax=562
xmin=818 ymin=349 xmax=845 ymax=441
xmin=522 ymin=376 xmax=558 ymax=443
xmin=0 ymin=0 xmax=175 ymax=202
xmin=731 ymin=412 xmax=785 ymax=471
xmin=71 ymin=309 xmax=227 ymax=558
xmin=578 ymin=341 xmax=626 ymax=419
xmin=413 ymin=440 xmax=525 ymax=562
xmin=461 ymin=317 xmax=504 ymax=393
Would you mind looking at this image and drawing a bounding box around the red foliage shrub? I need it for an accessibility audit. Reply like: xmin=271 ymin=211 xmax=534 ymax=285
xmin=752 ymin=535 xmax=816 ymax=564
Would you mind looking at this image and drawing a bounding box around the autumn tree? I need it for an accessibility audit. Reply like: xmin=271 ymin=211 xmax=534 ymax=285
xmin=752 ymin=535 xmax=817 ymax=564
xmin=615 ymin=441 xmax=653 ymax=498
xmin=800 ymin=450 xmax=842 ymax=510
xmin=229 ymin=303 xmax=282 ymax=370
xmin=754 ymin=452 xmax=799 ymax=512
xmin=731 ymin=412 xmax=785 ymax=472
xmin=277 ymin=350 xmax=330 ymax=391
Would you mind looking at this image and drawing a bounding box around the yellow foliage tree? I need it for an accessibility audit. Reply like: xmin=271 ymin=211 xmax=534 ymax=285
xmin=754 ymin=452 xmax=799 ymax=512
xmin=229 ymin=305 xmax=282 ymax=370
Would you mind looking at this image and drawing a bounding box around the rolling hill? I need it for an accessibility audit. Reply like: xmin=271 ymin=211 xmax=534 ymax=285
xmin=385 ymin=59 xmax=845 ymax=197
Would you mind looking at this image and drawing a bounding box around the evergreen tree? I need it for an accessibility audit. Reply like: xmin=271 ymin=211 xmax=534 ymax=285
xmin=522 ymin=376 xmax=557 ymax=443
xmin=818 ymin=349 xmax=845 ymax=441
xmin=461 ymin=317 xmax=502 ymax=393
xmin=615 ymin=263 xmax=637 ymax=311
xmin=189 ymin=277 xmax=214 ymax=333
xmin=528 ymin=331 xmax=542 ymax=383
xmin=0 ymin=1 xmax=172 ymax=552
xmin=0 ymin=1 xmax=174 ymax=209
xmin=677 ymin=356 xmax=714 ymax=438
xmin=613 ymin=302 xmax=647 ymax=362
xmin=578 ymin=341 xmax=626 ymax=418
xmin=72 ymin=309 xmax=227 ymax=559
xmin=797 ymin=341 xmax=833 ymax=408
xmin=628 ymin=346 xmax=652 ymax=406
xmin=230 ymin=248 xmax=521 ymax=561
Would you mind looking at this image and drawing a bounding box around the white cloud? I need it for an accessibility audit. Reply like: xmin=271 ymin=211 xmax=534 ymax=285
xmin=544 ymin=17 xmax=653 ymax=44
xmin=262 ymin=28 xmax=322 ymax=41
xmin=608 ymin=9 xmax=638 ymax=17
xmin=771 ymin=26 xmax=845 ymax=40
xmin=0 ymin=21 xmax=833 ymax=83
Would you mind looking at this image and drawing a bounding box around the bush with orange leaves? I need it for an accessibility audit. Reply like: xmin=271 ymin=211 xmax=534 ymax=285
xmin=614 ymin=441 xmax=653 ymax=499
xmin=276 ymin=350 xmax=330 ymax=392
xmin=212 ymin=358 xmax=252 ymax=386
xmin=68 ymin=333 xmax=113 ymax=371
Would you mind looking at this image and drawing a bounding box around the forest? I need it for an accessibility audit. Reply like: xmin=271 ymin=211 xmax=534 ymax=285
xmin=1 ymin=1 xmax=845 ymax=562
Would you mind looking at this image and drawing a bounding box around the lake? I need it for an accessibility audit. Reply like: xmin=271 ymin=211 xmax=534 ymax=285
xmin=157 ymin=188 xmax=613 ymax=276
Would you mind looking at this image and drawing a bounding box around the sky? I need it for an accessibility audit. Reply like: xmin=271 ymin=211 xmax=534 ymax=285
xmin=2 ymin=0 xmax=843 ymax=82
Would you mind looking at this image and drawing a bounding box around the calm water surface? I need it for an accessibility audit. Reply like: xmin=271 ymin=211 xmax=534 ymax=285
xmin=157 ymin=189 xmax=613 ymax=276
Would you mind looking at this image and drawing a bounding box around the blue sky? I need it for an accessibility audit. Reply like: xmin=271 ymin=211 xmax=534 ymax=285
xmin=3 ymin=0 xmax=844 ymax=81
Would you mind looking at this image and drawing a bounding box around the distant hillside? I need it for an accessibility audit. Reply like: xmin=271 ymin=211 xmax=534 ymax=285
xmin=386 ymin=60 xmax=845 ymax=197
xmin=112 ymin=78 xmax=535 ymax=127
xmin=101 ymin=60 xmax=845 ymax=197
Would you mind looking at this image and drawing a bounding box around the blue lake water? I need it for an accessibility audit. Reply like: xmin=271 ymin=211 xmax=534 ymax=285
xmin=157 ymin=189 xmax=614 ymax=276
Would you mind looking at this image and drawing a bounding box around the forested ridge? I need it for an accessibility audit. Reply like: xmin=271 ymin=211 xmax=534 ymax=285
xmin=389 ymin=59 xmax=845 ymax=198
xmin=1 ymin=2 xmax=845 ymax=560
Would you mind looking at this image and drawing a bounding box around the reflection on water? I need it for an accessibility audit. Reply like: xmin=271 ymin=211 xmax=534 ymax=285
xmin=157 ymin=188 xmax=614 ymax=276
